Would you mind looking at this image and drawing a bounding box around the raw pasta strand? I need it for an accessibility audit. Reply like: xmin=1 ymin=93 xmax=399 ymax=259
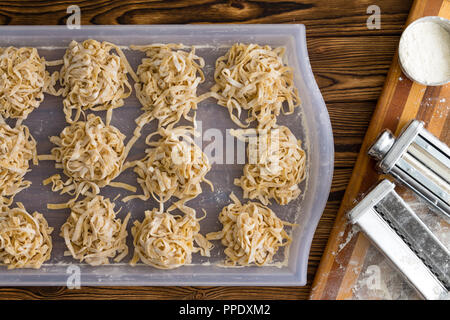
xmin=233 ymin=125 xmax=306 ymax=205
xmin=60 ymin=195 xmax=130 ymax=266
xmin=0 ymin=47 xmax=56 ymax=120
xmin=206 ymin=193 xmax=294 ymax=266
xmin=132 ymin=44 xmax=205 ymax=128
xmin=59 ymin=39 xmax=133 ymax=124
xmin=0 ymin=122 xmax=37 ymax=206
xmin=210 ymin=43 xmax=301 ymax=129
xmin=44 ymin=114 xmax=127 ymax=201
xmin=122 ymin=126 xmax=213 ymax=211
xmin=130 ymin=206 xmax=212 ymax=269
xmin=0 ymin=202 xmax=53 ymax=269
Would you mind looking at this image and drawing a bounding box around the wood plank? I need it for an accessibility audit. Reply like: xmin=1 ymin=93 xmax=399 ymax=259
xmin=308 ymin=36 xmax=399 ymax=102
xmin=328 ymin=102 xmax=375 ymax=166
xmin=0 ymin=286 xmax=310 ymax=300
xmin=0 ymin=0 xmax=412 ymax=36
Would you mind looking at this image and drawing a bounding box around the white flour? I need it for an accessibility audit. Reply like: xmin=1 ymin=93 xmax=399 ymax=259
xmin=399 ymin=21 xmax=450 ymax=85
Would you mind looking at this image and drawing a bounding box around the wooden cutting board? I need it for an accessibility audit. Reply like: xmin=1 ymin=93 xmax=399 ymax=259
xmin=310 ymin=0 xmax=450 ymax=300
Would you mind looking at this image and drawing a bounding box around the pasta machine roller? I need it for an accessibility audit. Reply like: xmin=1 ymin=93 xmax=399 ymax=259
xmin=368 ymin=120 xmax=450 ymax=219
xmin=348 ymin=179 xmax=450 ymax=300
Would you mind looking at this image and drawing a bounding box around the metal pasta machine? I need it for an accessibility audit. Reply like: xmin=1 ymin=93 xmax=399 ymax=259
xmin=347 ymin=120 xmax=450 ymax=300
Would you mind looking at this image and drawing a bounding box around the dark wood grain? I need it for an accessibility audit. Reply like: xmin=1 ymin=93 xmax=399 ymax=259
xmin=0 ymin=0 xmax=412 ymax=36
xmin=308 ymin=37 xmax=400 ymax=102
xmin=0 ymin=0 xmax=414 ymax=300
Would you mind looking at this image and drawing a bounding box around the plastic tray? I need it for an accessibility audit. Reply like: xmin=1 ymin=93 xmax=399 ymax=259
xmin=0 ymin=25 xmax=333 ymax=286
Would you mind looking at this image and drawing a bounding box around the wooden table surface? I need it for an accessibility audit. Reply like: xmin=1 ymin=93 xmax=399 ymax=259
xmin=0 ymin=0 xmax=414 ymax=300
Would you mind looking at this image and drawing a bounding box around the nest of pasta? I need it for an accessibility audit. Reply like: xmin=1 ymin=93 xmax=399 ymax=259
xmin=59 ymin=39 xmax=134 ymax=124
xmin=132 ymin=44 xmax=205 ymax=128
xmin=0 ymin=202 xmax=53 ymax=269
xmin=123 ymin=126 xmax=213 ymax=210
xmin=0 ymin=122 xmax=37 ymax=206
xmin=0 ymin=46 xmax=57 ymax=120
xmin=60 ymin=195 xmax=130 ymax=266
xmin=233 ymin=125 xmax=306 ymax=205
xmin=130 ymin=206 xmax=212 ymax=269
xmin=44 ymin=114 xmax=128 ymax=199
xmin=206 ymin=193 xmax=293 ymax=266
xmin=210 ymin=43 xmax=300 ymax=128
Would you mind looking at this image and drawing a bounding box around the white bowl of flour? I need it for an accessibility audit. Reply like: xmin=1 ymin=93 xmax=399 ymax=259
xmin=399 ymin=16 xmax=450 ymax=86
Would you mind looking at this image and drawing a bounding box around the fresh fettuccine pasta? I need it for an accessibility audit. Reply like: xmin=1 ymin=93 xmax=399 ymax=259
xmin=122 ymin=126 xmax=213 ymax=211
xmin=130 ymin=206 xmax=212 ymax=269
xmin=0 ymin=46 xmax=58 ymax=120
xmin=210 ymin=43 xmax=301 ymax=128
xmin=60 ymin=195 xmax=130 ymax=266
xmin=233 ymin=125 xmax=306 ymax=205
xmin=59 ymin=39 xmax=136 ymax=124
xmin=206 ymin=193 xmax=293 ymax=266
xmin=0 ymin=202 xmax=53 ymax=269
xmin=131 ymin=44 xmax=205 ymax=128
xmin=42 ymin=114 xmax=130 ymax=201
xmin=132 ymin=44 xmax=205 ymax=128
xmin=0 ymin=121 xmax=37 ymax=206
